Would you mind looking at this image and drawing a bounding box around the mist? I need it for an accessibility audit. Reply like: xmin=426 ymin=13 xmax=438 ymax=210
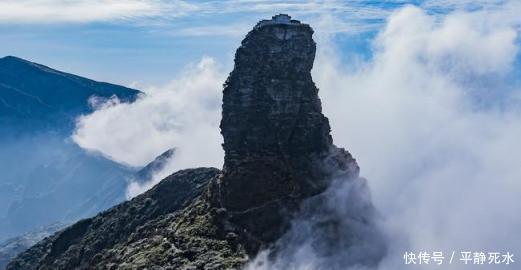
xmin=245 ymin=173 xmax=387 ymax=270
xmin=313 ymin=5 xmax=521 ymax=270
xmin=73 ymin=57 xmax=225 ymax=198
xmin=0 ymin=132 xmax=133 ymax=241
xmin=71 ymin=3 xmax=521 ymax=270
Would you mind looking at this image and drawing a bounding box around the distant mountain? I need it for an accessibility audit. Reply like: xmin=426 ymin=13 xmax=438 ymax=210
xmin=0 ymin=140 xmax=134 ymax=239
xmin=0 ymin=56 xmax=142 ymax=243
xmin=0 ymin=56 xmax=141 ymax=133
xmin=0 ymin=144 xmax=174 ymax=268
xmin=0 ymin=223 xmax=66 ymax=270
xmin=133 ymin=148 xmax=175 ymax=184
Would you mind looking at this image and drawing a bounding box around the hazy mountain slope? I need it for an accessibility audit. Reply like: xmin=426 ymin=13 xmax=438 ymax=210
xmin=8 ymin=168 xmax=224 ymax=270
xmin=0 ymin=56 xmax=142 ymax=243
xmin=0 ymin=143 xmax=175 ymax=268
xmin=0 ymin=223 xmax=66 ymax=270
xmin=0 ymin=140 xmax=134 ymax=239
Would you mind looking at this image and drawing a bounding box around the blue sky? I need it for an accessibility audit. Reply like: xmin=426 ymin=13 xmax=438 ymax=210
xmin=1 ymin=0 xmax=508 ymax=87
xmin=3 ymin=1 xmax=521 ymax=268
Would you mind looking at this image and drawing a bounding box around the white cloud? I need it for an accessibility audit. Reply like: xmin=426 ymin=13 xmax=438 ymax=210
xmin=0 ymin=0 xmax=409 ymax=36
xmin=310 ymin=4 xmax=521 ymax=269
xmin=74 ymin=56 xmax=225 ymax=197
xmin=170 ymin=23 xmax=251 ymax=37
xmin=421 ymin=0 xmax=505 ymax=10
xmin=0 ymin=0 xmax=198 ymax=23
xmin=3 ymin=0 xmax=517 ymax=40
xmin=0 ymin=0 xmax=389 ymax=25
xmin=73 ymin=56 xmax=224 ymax=168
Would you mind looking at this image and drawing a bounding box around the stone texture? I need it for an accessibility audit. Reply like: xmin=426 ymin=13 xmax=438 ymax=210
xmin=209 ymin=14 xmax=359 ymax=252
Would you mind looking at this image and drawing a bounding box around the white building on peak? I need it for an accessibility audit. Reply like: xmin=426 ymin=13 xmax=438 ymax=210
xmin=255 ymin=14 xmax=301 ymax=29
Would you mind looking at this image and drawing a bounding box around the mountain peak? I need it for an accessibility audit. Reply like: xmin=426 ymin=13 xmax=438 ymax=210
xmin=210 ymin=13 xmax=359 ymax=247
xmin=0 ymin=56 xmax=56 ymax=73
xmin=0 ymin=55 xmax=24 ymax=62
xmin=0 ymin=55 xmax=141 ymax=133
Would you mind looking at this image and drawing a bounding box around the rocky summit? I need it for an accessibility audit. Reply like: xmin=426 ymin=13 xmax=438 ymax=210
xmin=209 ymin=14 xmax=359 ymax=252
xmin=7 ymin=14 xmax=371 ymax=270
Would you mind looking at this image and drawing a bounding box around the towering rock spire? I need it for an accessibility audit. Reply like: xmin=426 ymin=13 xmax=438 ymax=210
xmin=211 ymin=14 xmax=360 ymax=247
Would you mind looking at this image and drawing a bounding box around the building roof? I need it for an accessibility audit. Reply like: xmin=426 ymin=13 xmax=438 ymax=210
xmin=255 ymin=14 xmax=301 ymax=29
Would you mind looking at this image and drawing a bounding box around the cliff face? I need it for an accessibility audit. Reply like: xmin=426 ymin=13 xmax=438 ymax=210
xmin=211 ymin=14 xmax=359 ymax=249
xmin=7 ymin=15 xmax=373 ymax=270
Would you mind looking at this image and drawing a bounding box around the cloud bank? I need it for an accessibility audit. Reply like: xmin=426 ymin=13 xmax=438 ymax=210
xmin=312 ymin=4 xmax=521 ymax=270
xmin=0 ymin=0 xmax=198 ymax=23
xmin=246 ymin=3 xmax=521 ymax=269
xmin=73 ymin=57 xmax=225 ymax=196
xmin=73 ymin=2 xmax=521 ymax=269
xmin=2 ymin=0 xmax=495 ymax=35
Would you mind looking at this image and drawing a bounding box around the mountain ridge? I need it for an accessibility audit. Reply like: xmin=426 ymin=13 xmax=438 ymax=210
xmin=0 ymin=55 xmax=142 ymax=133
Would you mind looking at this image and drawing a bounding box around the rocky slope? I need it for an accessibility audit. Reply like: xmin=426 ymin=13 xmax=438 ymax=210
xmin=7 ymin=14 xmax=381 ymax=269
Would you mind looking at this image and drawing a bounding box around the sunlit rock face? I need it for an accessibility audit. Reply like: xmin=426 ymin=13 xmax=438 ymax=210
xmin=211 ymin=14 xmax=360 ymax=251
